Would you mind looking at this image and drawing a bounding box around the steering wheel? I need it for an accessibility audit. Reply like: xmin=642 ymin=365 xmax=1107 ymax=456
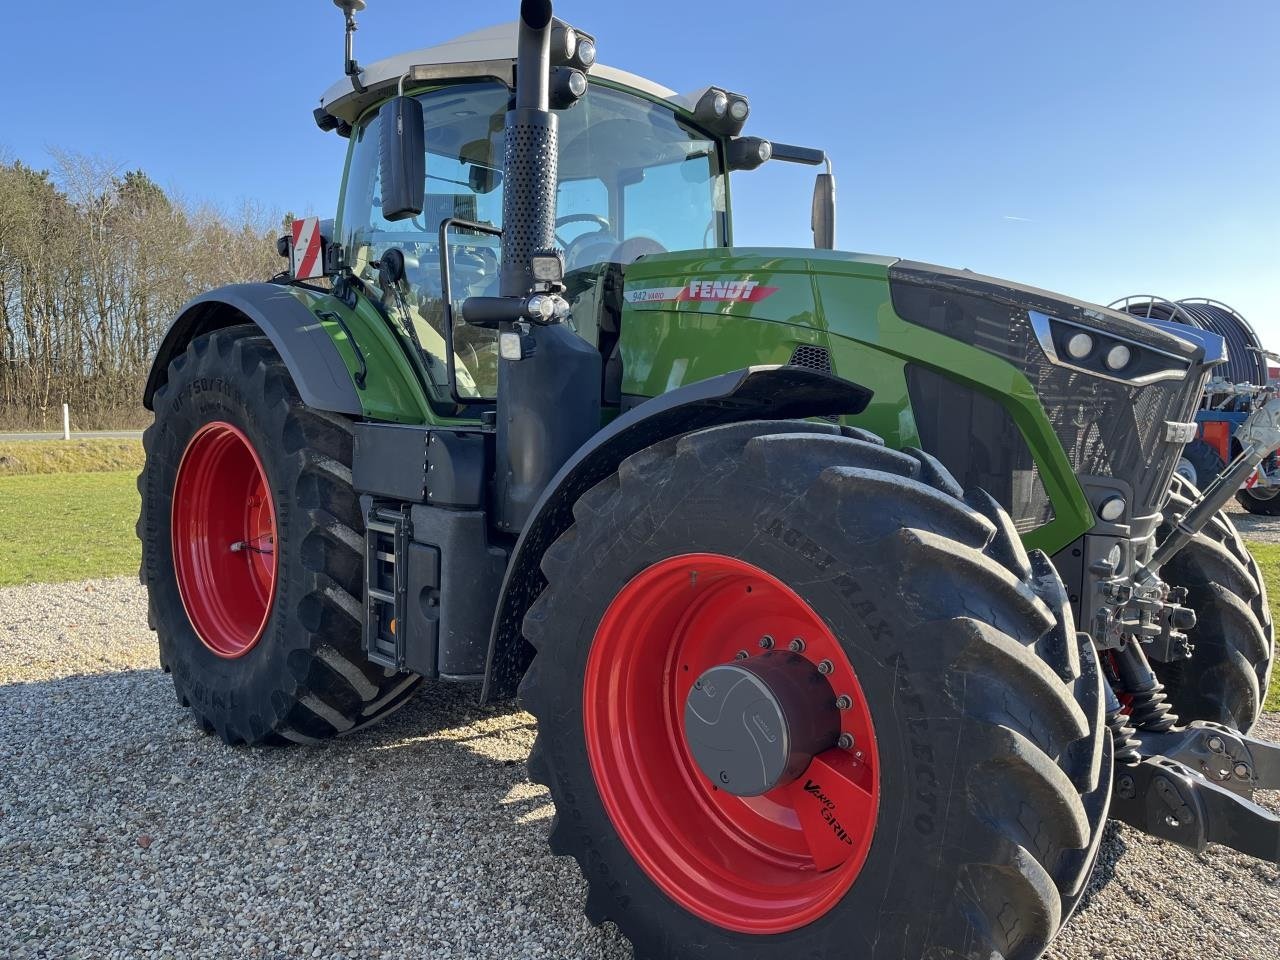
xmin=556 ymin=213 xmax=612 ymax=250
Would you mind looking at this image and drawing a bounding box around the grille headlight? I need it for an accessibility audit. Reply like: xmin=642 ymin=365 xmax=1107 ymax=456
xmin=1027 ymin=310 xmax=1192 ymax=386
xmin=1105 ymin=344 xmax=1132 ymax=371
xmin=1099 ymin=496 xmax=1126 ymax=522
xmin=1066 ymin=333 xmax=1094 ymax=359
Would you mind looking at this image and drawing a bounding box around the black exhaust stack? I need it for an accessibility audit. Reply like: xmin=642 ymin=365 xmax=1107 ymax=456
xmin=500 ymin=0 xmax=557 ymax=298
xmin=493 ymin=0 xmax=601 ymax=534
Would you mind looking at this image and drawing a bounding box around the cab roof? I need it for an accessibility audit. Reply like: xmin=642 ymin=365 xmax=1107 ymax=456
xmin=320 ymin=22 xmax=686 ymax=126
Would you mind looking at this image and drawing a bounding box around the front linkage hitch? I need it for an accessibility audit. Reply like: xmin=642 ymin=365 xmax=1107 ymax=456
xmin=1107 ymin=395 xmax=1280 ymax=864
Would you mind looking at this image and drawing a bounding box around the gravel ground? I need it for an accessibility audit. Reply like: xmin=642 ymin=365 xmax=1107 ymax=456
xmin=1 ymin=578 xmax=1277 ymax=960
xmin=1225 ymin=498 xmax=1280 ymax=544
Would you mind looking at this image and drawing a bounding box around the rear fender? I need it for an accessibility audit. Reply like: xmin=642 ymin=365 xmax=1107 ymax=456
xmin=480 ymin=365 xmax=873 ymax=702
xmin=143 ymin=283 xmax=363 ymax=416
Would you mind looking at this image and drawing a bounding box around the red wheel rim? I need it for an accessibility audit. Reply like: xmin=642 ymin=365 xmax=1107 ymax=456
xmin=171 ymin=421 xmax=278 ymax=659
xmin=583 ymin=554 xmax=880 ymax=934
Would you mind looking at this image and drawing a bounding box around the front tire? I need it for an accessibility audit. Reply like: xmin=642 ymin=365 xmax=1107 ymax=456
xmin=138 ymin=326 xmax=421 ymax=745
xmin=521 ymin=421 xmax=1108 ymax=960
xmin=1155 ymin=476 xmax=1275 ymax=731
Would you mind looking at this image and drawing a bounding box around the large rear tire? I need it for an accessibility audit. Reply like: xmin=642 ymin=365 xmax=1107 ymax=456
xmin=1155 ymin=476 xmax=1275 ymax=731
xmin=521 ymin=421 xmax=1109 ymax=960
xmin=138 ymin=326 xmax=421 ymax=745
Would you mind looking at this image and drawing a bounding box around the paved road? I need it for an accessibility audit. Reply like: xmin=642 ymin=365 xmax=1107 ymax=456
xmin=0 ymin=430 xmax=143 ymax=442
xmin=1 ymin=577 xmax=1277 ymax=960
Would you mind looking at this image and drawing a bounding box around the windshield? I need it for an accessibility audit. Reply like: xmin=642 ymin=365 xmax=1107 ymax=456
xmin=338 ymin=80 xmax=726 ymax=405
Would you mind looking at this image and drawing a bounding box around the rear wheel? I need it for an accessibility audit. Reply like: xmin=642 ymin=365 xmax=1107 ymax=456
xmin=1155 ymin=476 xmax=1275 ymax=731
xmin=521 ymin=421 xmax=1108 ymax=959
xmin=138 ymin=325 xmax=421 ymax=745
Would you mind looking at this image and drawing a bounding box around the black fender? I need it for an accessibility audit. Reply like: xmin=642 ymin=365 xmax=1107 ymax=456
xmin=143 ymin=283 xmax=363 ymax=416
xmin=480 ymin=365 xmax=874 ymax=702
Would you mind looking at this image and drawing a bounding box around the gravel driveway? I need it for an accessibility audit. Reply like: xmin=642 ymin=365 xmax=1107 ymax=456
xmin=2 ymin=578 xmax=1277 ymax=960
xmin=1226 ymin=498 xmax=1280 ymax=544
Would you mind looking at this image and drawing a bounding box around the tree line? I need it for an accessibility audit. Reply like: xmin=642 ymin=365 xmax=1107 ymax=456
xmin=0 ymin=153 xmax=283 ymax=430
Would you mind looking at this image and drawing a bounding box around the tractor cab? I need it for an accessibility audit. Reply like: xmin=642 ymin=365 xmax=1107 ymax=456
xmin=316 ymin=22 xmax=826 ymax=411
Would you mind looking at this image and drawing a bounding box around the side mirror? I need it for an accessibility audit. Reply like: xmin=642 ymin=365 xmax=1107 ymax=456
xmin=379 ymin=96 xmax=425 ymax=221
xmin=812 ymin=172 xmax=836 ymax=250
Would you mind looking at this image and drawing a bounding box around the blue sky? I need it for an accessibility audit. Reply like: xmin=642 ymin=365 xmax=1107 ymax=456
xmin=9 ymin=1 xmax=1279 ymax=340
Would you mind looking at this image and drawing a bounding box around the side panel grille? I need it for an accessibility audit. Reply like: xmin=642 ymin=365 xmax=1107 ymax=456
xmin=789 ymin=344 xmax=833 ymax=374
xmin=906 ymin=365 xmax=1055 ymax=533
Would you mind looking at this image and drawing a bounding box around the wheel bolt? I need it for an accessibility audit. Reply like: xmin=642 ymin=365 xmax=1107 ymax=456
xmin=837 ymin=733 xmax=855 ymax=751
xmin=1207 ymin=736 xmax=1226 ymax=754
xmin=719 ymin=771 xmax=730 ymax=784
xmin=835 ymin=694 xmax=852 ymax=710
xmin=734 ymin=650 xmax=749 ymax=660
xmin=758 ymin=635 xmax=774 ymax=650
xmin=788 ymin=637 xmax=805 ymax=653
xmin=1234 ymin=762 xmax=1252 ymax=780
xmin=817 ymin=659 xmax=833 ymax=675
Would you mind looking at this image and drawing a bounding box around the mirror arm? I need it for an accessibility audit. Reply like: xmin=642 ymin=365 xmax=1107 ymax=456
xmin=768 ymin=142 xmax=827 ymax=167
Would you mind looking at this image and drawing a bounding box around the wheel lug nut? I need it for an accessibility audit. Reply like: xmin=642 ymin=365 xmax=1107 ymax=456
xmin=817 ymin=659 xmax=833 ymax=675
xmin=758 ymin=635 xmax=774 ymax=650
xmin=734 ymin=650 xmax=748 ymax=660
xmin=837 ymin=733 xmax=855 ymax=750
xmin=835 ymin=694 xmax=852 ymax=710
xmin=1207 ymin=736 xmax=1225 ymax=754
xmin=718 ymin=771 xmax=730 ymax=784
xmin=1234 ymin=762 xmax=1252 ymax=780
xmin=788 ymin=638 xmax=805 ymax=653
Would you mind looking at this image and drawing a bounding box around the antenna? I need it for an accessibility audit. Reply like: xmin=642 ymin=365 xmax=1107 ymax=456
xmin=334 ymin=0 xmax=368 ymax=93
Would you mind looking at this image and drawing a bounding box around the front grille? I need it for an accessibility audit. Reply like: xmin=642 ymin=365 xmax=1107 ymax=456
xmin=890 ymin=263 xmax=1210 ymax=521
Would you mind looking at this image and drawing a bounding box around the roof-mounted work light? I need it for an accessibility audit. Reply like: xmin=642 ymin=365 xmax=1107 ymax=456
xmin=691 ymin=87 xmax=750 ymax=136
xmin=550 ymin=66 xmax=589 ymax=109
xmin=727 ymin=137 xmax=773 ymax=171
xmin=552 ymin=18 xmax=597 ymax=72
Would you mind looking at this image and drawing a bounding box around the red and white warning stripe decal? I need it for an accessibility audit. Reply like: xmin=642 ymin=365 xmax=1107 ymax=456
xmin=291 ymin=217 xmax=325 ymax=280
xmin=625 ymin=278 xmax=779 ymax=306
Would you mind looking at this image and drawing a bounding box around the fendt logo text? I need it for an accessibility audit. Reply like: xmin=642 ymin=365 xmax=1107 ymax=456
xmin=625 ymin=278 xmax=779 ymax=306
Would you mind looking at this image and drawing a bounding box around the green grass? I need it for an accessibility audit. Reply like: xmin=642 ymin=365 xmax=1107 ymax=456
xmin=0 ymin=439 xmax=144 ymax=476
xmin=0 ymin=471 xmax=140 ymax=586
xmin=1244 ymin=542 xmax=1280 ymax=712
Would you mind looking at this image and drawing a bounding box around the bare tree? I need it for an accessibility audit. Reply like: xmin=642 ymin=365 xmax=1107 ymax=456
xmin=0 ymin=150 xmax=283 ymax=429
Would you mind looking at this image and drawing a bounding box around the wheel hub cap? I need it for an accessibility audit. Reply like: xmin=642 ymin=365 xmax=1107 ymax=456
xmin=685 ymin=653 xmax=840 ymax=797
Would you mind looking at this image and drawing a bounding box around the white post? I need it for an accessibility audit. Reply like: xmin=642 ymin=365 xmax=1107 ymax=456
xmin=62 ymin=404 xmax=71 ymax=441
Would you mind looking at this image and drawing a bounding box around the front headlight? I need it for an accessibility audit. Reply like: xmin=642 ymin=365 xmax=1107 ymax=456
xmin=1028 ymin=310 xmax=1191 ymax=385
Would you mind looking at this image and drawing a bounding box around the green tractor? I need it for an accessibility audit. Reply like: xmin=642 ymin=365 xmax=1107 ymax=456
xmin=137 ymin=2 xmax=1280 ymax=957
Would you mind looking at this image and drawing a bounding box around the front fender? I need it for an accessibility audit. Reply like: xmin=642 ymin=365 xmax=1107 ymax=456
xmin=143 ymin=283 xmax=363 ymax=416
xmin=480 ymin=365 xmax=873 ymax=702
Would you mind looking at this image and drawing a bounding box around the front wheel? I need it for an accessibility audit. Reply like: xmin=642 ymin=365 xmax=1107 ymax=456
xmin=521 ymin=421 xmax=1108 ymax=959
xmin=138 ymin=326 xmax=421 ymax=745
xmin=1156 ymin=476 xmax=1275 ymax=730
